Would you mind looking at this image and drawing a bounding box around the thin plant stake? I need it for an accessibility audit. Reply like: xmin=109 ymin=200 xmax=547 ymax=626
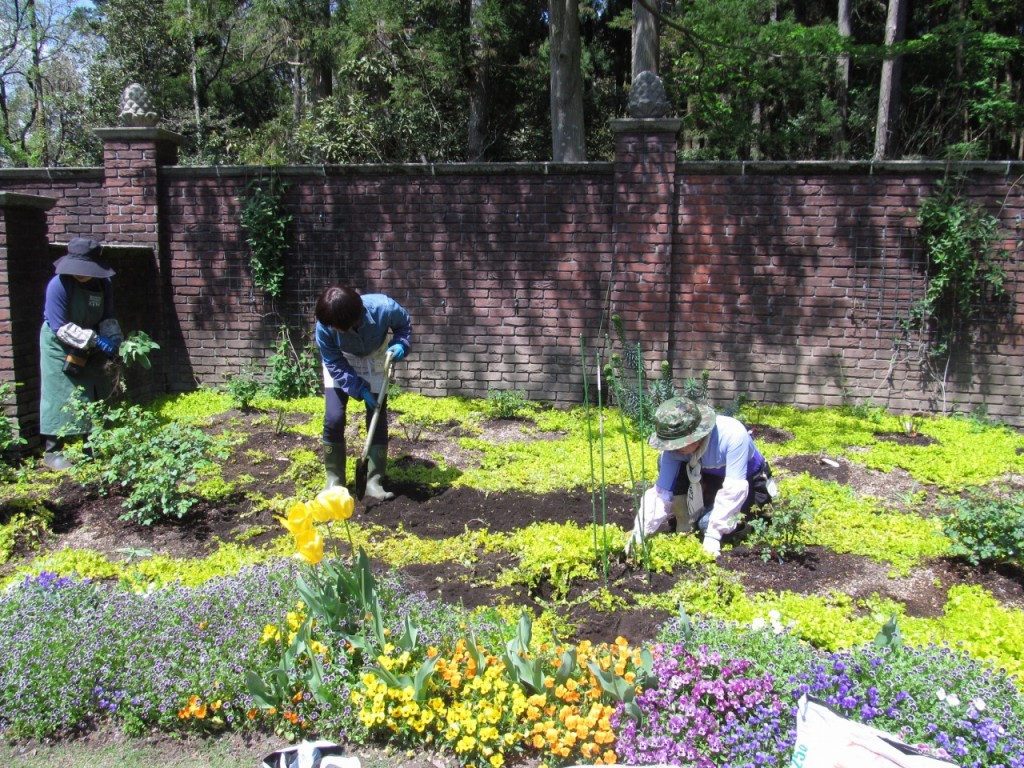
xmin=596 ymin=351 xmax=609 ymax=579
xmin=580 ymin=334 xmax=601 ymax=571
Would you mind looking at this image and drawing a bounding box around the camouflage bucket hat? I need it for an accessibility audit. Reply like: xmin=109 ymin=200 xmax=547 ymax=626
xmin=647 ymin=397 xmax=717 ymax=451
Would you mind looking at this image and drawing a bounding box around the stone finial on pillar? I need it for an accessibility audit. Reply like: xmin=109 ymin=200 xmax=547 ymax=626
xmin=628 ymin=71 xmax=670 ymax=119
xmin=120 ymin=83 xmax=159 ymax=127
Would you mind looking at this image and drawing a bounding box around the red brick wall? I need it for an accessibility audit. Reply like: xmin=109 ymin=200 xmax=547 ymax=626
xmin=2 ymin=130 xmax=1023 ymax=430
xmin=0 ymin=195 xmax=57 ymax=445
xmin=672 ymin=167 xmax=1024 ymax=418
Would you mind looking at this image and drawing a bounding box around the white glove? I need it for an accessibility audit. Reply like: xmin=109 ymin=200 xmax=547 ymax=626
xmin=626 ymin=487 xmax=674 ymax=554
xmin=703 ymin=533 xmax=721 ymax=557
xmin=56 ymin=322 xmax=97 ymax=351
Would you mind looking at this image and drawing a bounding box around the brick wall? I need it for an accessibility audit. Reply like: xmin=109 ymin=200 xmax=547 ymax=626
xmin=2 ymin=125 xmax=1023 ymax=437
xmin=671 ymin=166 xmax=1024 ymax=418
xmin=0 ymin=194 xmax=56 ymax=446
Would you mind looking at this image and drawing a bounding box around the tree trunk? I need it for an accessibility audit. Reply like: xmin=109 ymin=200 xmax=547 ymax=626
xmin=835 ymin=0 xmax=851 ymax=158
xmin=309 ymin=0 xmax=333 ymax=103
xmin=185 ymin=0 xmax=203 ymax=140
xmin=467 ymin=0 xmax=488 ymax=161
xmin=549 ymin=0 xmax=585 ymax=162
xmin=27 ymin=0 xmax=48 ymax=163
xmin=873 ymin=0 xmax=907 ymax=161
xmin=631 ymin=0 xmax=658 ymax=79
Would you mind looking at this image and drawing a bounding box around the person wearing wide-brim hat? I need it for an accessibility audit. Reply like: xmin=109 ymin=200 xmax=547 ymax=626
xmin=38 ymin=237 xmax=124 ymax=470
xmin=628 ymin=396 xmax=776 ymax=557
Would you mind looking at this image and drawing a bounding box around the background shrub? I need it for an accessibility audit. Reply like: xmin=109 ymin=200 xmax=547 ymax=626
xmin=942 ymin=488 xmax=1024 ymax=566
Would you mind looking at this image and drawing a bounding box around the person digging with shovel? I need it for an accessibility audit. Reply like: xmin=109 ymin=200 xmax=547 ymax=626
xmin=627 ymin=396 xmax=776 ymax=557
xmin=314 ymin=284 xmax=412 ymax=501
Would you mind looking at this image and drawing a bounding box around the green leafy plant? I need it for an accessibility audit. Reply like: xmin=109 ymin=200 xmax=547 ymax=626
xmin=118 ymin=331 xmax=160 ymax=371
xmin=604 ymin=314 xmax=679 ymax=433
xmin=240 ymin=175 xmax=291 ymax=298
xmin=941 ymin=488 xmax=1024 ymax=567
xmin=500 ymin=612 xmax=577 ymax=695
xmin=586 ymin=642 xmax=656 ymax=724
xmin=0 ymin=497 xmax=51 ymax=565
xmin=485 ymin=387 xmax=529 ymax=419
xmin=69 ymin=401 xmax=224 ymax=525
xmin=747 ymin=498 xmax=812 ymax=563
xmin=224 ymin=363 xmax=262 ymax=411
xmin=0 ymin=381 xmax=26 ymax=473
xmin=912 ymin=179 xmax=1009 ymax=359
xmin=265 ymin=326 xmax=321 ymax=400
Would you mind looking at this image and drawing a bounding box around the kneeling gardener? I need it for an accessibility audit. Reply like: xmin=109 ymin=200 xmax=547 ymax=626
xmin=628 ymin=396 xmax=775 ymax=557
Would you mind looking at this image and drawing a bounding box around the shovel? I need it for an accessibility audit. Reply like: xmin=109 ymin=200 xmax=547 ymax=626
xmin=354 ymin=349 xmax=395 ymax=500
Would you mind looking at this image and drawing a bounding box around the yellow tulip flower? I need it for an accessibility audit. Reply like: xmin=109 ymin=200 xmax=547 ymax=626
xmin=308 ymin=499 xmax=332 ymax=523
xmin=316 ymin=486 xmax=355 ymax=521
xmin=278 ymin=502 xmax=314 ymax=535
xmin=294 ymin=527 xmax=324 ymax=564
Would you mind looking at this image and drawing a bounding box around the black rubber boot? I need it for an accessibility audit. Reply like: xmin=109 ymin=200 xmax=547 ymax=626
xmin=42 ymin=437 xmax=74 ymax=471
xmin=323 ymin=440 xmax=346 ymax=490
xmin=364 ymin=445 xmax=394 ymax=500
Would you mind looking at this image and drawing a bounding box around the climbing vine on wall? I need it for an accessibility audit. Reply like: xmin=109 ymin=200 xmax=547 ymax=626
xmin=909 ymin=178 xmax=1011 ymax=358
xmin=240 ymin=175 xmax=292 ymax=298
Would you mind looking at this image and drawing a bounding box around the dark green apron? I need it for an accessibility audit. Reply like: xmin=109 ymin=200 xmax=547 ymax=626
xmin=39 ymin=280 xmax=113 ymax=436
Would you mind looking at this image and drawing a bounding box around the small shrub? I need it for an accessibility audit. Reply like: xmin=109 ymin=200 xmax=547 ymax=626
xmin=0 ymin=498 xmax=52 ymax=565
xmin=941 ymin=488 xmax=1024 ymax=566
xmin=485 ymin=387 xmax=528 ymax=419
xmin=604 ymin=314 xmax=680 ymax=433
xmin=224 ymin=363 xmax=262 ymax=411
xmin=0 ymin=381 xmax=26 ymax=475
xmin=747 ymin=498 xmax=813 ymax=563
xmin=264 ymin=327 xmax=321 ymax=400
xmin=71 ymin=402 xmax=225 ymax=525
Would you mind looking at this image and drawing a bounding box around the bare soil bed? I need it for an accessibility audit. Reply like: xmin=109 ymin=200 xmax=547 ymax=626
xmin=19 ymin=408 xmax=1024 ymax=643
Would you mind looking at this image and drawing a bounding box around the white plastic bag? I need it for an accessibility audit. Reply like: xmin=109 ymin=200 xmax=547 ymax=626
xmin=260 ymin=740 xmax=360 ymax=768
xmin=793 ymin=695 xmax=958 ymax=768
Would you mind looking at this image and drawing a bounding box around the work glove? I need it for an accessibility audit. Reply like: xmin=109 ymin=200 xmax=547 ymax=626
xmin=359 ymin=387 xmax=378 ymax=410
xmin=702 ymin=533 xmax=721 ymax=558
xmin=95 ymin=336 xmax=119 ymax=358
xmin=387 ymin=343 xmax=406 ymax=361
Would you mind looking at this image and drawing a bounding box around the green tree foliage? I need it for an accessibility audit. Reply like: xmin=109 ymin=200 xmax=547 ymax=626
xmin=658 ymin=0 xmax=1024 ymax=161
xmin=899 ymin=0 xmax=1024 ymax=160
xmin=0 ymin=0 xmax=98 ymax=166
xmin=8 ymin=0 xmax=1023 ymax=166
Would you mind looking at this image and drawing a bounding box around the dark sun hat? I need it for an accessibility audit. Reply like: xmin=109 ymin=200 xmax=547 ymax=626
xmin=54 ymin=237 xmax=115 ymax=279
xmin=647 ymin=397 xmax=717 ymax=451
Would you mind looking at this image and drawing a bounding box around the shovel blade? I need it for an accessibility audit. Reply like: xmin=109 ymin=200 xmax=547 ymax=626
xmin=354 ymin=457 xmax=368 ymax=500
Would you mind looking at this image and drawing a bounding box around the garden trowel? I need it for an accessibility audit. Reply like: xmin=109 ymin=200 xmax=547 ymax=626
xmin=354 ymin=349 xmax=395 ymax=500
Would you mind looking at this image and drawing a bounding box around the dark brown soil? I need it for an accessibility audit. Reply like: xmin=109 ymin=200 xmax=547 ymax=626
xmin=9 ymin=407 xmax=1022 ymax=653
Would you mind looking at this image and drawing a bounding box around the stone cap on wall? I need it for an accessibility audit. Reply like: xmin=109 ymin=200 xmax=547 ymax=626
xmin=94 ymin=127 xmax=184 ymax=145
xmin=610 ymin=118 xmax=684 ymax=134
xmin=162 ymin=161 xmax=616 ymax=179
xmin=676 ymin=159 xmax=1024 ymax=176
xmin=0 ymin=192 xmax=56 ymax=211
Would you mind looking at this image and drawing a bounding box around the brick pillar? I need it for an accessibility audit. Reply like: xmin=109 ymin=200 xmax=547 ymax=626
xmin=609 ymin=118 xmax=682 ymax=362
xmin=94 ymin=127 xmax=182 ymax=246
xmin=0 ymin=193 xmax=57 ymax=451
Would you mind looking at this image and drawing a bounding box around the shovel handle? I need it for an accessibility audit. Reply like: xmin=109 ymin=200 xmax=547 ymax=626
xmin=360 ymin=350 xmax=395 ymax=459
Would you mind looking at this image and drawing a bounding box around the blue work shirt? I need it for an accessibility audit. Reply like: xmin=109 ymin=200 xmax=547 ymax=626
xmin=315 ymin=294 xmax=412 ymax=396
xmin=655 ymin=414 xmax=764 ymax=492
